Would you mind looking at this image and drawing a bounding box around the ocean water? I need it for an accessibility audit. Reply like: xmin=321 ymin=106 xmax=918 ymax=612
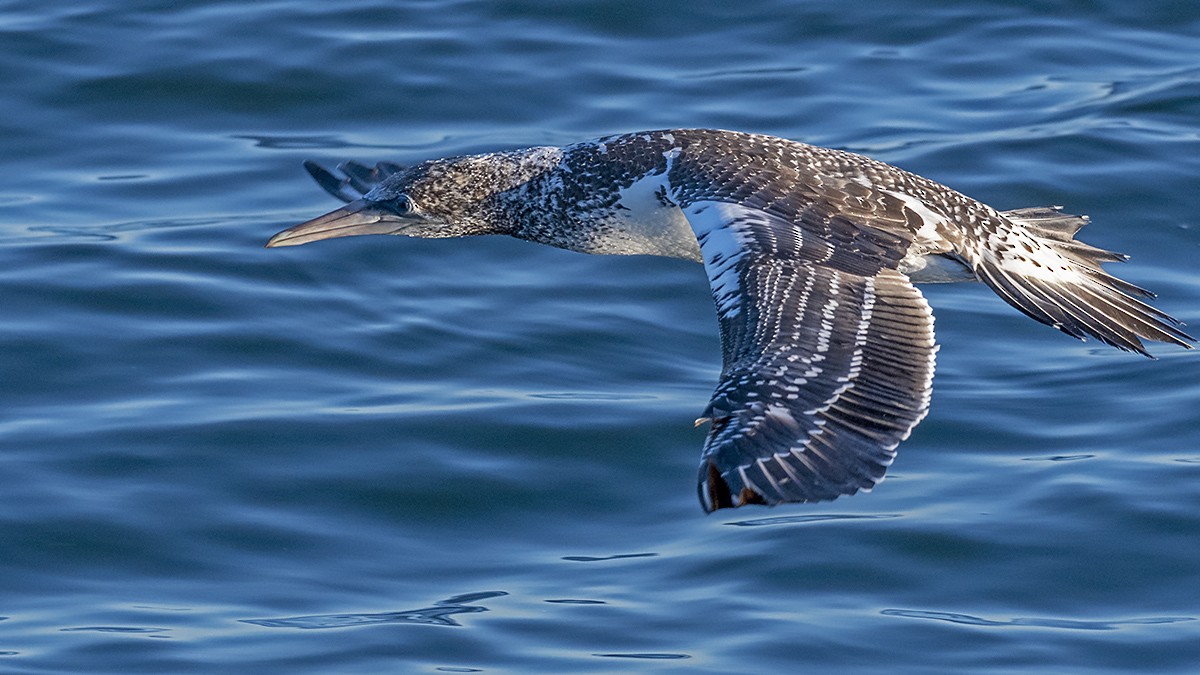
xmin=2 ymin=1 xmax=1199 ymax=672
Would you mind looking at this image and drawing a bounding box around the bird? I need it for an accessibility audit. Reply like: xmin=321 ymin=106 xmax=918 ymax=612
xmin=267 ymin=128 xmax=1193 ymax=512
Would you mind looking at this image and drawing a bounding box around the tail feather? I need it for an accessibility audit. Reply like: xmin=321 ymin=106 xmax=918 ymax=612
xmin=1057 ymin=240 xmax=1131 ymax=267
xmin=1002 ymin=206 xmax=1089 ymax=241
xmin=975 ymin=207 xmax=1194 ymax=356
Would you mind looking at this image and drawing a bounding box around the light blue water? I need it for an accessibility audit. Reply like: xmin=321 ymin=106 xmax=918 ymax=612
xmin=2 ymin=1 xmax=1199 ymax=672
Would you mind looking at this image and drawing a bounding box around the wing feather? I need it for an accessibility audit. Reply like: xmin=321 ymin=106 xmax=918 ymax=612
xmin=683 ymin=200 xmax=936 ymax=510
xmin=302 ymin=160 xmax=405 ymax=203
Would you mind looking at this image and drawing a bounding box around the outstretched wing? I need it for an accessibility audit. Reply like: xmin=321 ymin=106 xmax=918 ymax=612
xmin=683 ymin=200 xmax=938 ymax=511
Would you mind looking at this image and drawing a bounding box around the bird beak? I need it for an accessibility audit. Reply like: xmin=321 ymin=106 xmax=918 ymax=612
xmin=266 ymin=199 xmax=406 ymax=248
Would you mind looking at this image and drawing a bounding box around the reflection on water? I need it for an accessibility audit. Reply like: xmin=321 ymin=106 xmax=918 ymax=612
xmin=560 ymin=552 xmax=658 ymax=562
xmin=592 ymin=652 xmax=691 ymax=659
xmin=728 ymin=513 xmax=901 ymax=527
xmin=243 ymin=591 xmax=508 ymax=630
xmin=882 ymin=609 xmax=1196 ymax=631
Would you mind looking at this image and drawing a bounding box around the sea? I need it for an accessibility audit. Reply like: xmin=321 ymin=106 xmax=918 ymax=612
xmin=2 ymin=1 xmax=1198 ymax=672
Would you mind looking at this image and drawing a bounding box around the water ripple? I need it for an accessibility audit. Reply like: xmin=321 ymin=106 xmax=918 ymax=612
xmin=529 ymin=392 xmax=658 ymax=401
xmin=242 ymin=591 xmax=508 ymax=630
xmin=561 ymin=552 xmax=658 ymax=562
xmin=59 ymin=626 xmax=170 ymax=635
xmin=231 ymin=133 xmax=463 ymax=152
xmin=728 ymin=513 xmax=901 ymax=527
xmin=593 ymin=653 xmax=691 ymax=660
xmin=882 ymin=609 xmax=1195 ymax=631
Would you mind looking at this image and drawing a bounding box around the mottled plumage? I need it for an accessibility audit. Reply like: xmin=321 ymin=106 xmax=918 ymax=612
xmin=268 ymin=129 xmax=1192 ymax=511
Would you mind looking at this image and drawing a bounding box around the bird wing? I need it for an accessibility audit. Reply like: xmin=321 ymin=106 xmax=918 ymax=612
xmin=682 ymin=200 xmax=938 ymax=511
xmin=303 ymin=160 xmax=404 ymax=203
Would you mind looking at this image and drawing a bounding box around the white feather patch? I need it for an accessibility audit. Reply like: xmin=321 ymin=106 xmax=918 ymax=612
xmin=684 ymin=201 xmax=757 ymax=318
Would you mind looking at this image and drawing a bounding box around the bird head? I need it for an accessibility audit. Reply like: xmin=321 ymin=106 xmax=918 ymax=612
xmin=266 ymin=147 xmax=561 ymax=248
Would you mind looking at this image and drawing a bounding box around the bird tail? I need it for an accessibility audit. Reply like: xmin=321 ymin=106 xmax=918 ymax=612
xmin=971 ymin=206 xmax=1193 ymax=356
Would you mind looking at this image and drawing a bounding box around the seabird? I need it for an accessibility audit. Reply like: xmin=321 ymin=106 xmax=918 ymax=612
xmin=267 ymin=129 xmax=1193 ymax=511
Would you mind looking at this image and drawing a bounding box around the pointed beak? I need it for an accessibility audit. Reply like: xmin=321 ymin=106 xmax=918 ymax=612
xmin=266 ymin=200 xmax=407 ymax=248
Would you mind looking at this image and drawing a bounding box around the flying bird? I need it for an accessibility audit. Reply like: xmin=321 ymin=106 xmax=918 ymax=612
xmin=267 ymin=129 xmax=1192 ymax=511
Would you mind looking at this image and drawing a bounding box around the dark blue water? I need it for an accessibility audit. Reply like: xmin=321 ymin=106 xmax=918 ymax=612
xmin=3 ymin=1 xmax=1199 ymax=672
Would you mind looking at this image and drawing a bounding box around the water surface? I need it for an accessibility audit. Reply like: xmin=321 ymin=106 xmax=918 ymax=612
xmin=2 ymin=1 xmax=1199 ymax=672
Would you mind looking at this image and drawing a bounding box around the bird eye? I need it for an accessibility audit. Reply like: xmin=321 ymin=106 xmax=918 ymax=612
xmin=382 ymin=195 xmax=413 ymax=215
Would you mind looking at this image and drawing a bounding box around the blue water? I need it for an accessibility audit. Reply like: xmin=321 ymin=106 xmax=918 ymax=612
xmin=2 ymin=1 xmax=1199 ymax=672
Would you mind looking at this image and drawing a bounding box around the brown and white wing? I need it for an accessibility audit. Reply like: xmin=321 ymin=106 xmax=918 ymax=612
xmin=682 ymin=200 xmax=938 ymax=511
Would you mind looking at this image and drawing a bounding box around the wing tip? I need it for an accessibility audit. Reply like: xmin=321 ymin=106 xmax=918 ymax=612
xmin=698 ymin=460 xmax=771 ymax=513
